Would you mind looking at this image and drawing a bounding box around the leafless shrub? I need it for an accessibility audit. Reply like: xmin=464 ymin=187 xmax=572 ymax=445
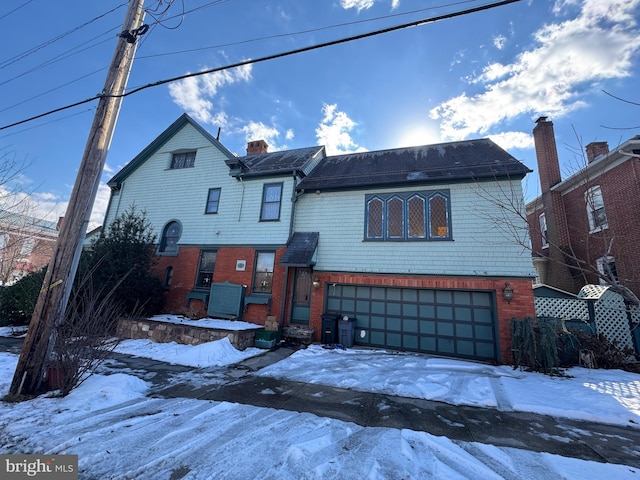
xmin=46 ymin=264 xmax=140 ymax=396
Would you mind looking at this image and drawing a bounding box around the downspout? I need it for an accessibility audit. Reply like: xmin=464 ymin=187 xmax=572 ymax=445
xmin=280 ymin=171 xmax=300 ymax=326
xmin=237 ymin=176 xmax=245 ymax=221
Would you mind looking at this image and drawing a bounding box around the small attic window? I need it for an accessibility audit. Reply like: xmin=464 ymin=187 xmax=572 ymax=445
xmin=170 ymin=151 xmax=196 ymax=169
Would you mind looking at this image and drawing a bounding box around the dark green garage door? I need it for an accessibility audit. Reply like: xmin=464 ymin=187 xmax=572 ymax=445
xmin=325 ymin=285 xmax=496 ymax=361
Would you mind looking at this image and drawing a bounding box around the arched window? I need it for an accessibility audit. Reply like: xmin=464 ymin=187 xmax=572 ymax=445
xmin=387 ymin=196 xmax=404 ymax=239
xmin=429 ymin=194 xmax=449 ymax=239
xmin=159 ymin=221 xmax=181 ymax=253
xmin=366 ymin=197 xmax=384 ymax=239
xmin=407 ymin=195 xmax=426 ymax=239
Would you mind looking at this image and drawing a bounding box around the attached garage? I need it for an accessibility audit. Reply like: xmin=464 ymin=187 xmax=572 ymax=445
xmin=325 ymin=284 xmax=497 ymax=361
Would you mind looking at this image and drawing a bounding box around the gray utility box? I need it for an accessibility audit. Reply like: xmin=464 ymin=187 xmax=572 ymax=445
xmin=208 ymin=282 xmax=246 ymax=320
xmin=338 ymin=316 xmax=356 ymax=348
xmin=321 ymin=313 xmax=340 ymax=344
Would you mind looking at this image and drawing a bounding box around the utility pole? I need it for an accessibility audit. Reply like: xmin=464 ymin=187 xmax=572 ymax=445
xmin=9 ymin=0 xmax=146 ymax=397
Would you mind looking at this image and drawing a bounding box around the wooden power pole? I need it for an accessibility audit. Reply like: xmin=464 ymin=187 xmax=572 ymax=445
xmin=9 ymin=0 xmax=146 ymax=396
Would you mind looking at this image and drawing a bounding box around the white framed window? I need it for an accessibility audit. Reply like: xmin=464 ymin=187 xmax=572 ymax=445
xmin=596 ymin=256 xmax=617 ymax=285
xmin=539 ymin=213 xmax=548 ymax=248
xmin=585 ymin=186 xmax=607 ymax=233
xmin=260 ymin=183 xmax=283 ymax=221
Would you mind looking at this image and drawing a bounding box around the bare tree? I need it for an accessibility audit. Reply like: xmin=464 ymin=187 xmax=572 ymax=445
xmin=0 ymin=148 xmax=58 ymax=285
xmin=475 ymin=135 xmax=640 ymax=307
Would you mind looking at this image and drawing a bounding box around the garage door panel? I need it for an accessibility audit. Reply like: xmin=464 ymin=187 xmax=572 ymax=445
xmin=371 ymin=315 xmax=385 ymax=329
xmin=356 ymin=300 xmax=370 ymax=314
xmin=326 ymin=285 xmax=497 ymax=361
xmin=370 ymin=330 xmax=385 ymax=345
xmin=437 ymin=306 xmax=453 ymax=320
xmin=403 ymin=303 xmax=418 ymax=317
xmin=456 ymin=323 xmax=473 ymax=338
xmin=419 ymin=305 xmax=435 ymax=318
xmin=387 ymin=332 xmax=402 ymax=347
xmin=438 ymin=337 xmax=455 ymax=354
xmin=476 ymin=342 xmax=494 ymax=358
xmin=404 ymin=319 xmax=418 ymax=333
xmin=438 ymin=322 xmax=454 ymax=336
xmin=403 ymin=334 xmax=418 ymax=349
xmin=420 ymin=320 xmax=435 ymax=334
xmin=387 ymin=317 xmax=402 ymax=331
xmin=475 ymin=309 xmax=493 ymax=324
xmin=420 ymin=336 xmax=436 ymax=351
xmin=455 ymin=307 xmax=472 ymax=321
xmin=457 ymin=340 xmax=475 ymax=356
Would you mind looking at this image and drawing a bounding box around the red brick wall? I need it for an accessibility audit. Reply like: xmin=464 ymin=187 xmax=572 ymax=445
xmin=302 ymin=272 xmax=534 ymax=364
xmin=560 ymin=159 xmax=640 ymax=296
xmin=152 ymin=245 xmax=287 ymax=323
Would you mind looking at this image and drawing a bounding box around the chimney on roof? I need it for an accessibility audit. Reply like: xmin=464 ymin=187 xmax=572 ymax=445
xmin=246 ymin=140 xmax=268 ymax=156
xmin=533 ymin=116 xmax=562 ymax=191
xmin=585 ymin=141 xmax=609 ymax=164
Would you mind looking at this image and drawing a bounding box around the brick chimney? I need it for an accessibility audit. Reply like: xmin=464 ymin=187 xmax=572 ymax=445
xmin=246 ymin=140 xmax=268 ymax=155
xmin=532 ymin=116 xmax=575 ymax=292
xmin=585 ymin=141 xmax=609 ymax=164
xmin=533 ymin=117 xmax=562 ymax=192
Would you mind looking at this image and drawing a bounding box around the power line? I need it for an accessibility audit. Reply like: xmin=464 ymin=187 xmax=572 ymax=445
xmin=0 ymin=0 xmax=34 ymax=22
xmin=0 ymin=0 xmax=521 ymax=132
xmin=138 ymin=0 xmax=479 ymax=60
xmin=0 ymin=2 xmax=128 ymax=70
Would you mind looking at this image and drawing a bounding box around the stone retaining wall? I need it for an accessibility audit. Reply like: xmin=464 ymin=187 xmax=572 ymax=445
xmin=117 ymin=318 xmax=256 ymax=350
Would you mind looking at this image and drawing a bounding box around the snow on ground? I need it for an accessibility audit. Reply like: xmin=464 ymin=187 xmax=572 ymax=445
xmin=1 ymin=335 xmax=639 ymax=479
xmin=258 ymin=345 xmax=640 ymax=427
xmin=113 ymin=336 xmax=264 ymax=368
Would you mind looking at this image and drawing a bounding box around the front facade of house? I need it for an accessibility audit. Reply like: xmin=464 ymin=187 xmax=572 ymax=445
xmin=104 ymin=114 xmax=536 ymax=363
xmin=526 ymin=117 xmax=640 ymax=299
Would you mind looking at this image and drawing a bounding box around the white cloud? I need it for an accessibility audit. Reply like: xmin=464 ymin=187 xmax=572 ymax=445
xmin=168 ymin=65 xmax=253 ymax=125
xmin=285 ymin=129 xmax=295 ymax=141
xmin=340 ymin=0 xmax=400 ymax=11
xmin=430 ymin=0 xmax=640 ymax=140
xmin=488 ymin=131 xmax=534 ymax=150
xmin=241 ymin=121 xmax=280 ymax=149
xmin=341 ymin=0 xmax=374 ymax=12
xmin=493 ymin=34 xmax=507 ymax=50
xmin=315 ymin=104 xmax=366 ymax=155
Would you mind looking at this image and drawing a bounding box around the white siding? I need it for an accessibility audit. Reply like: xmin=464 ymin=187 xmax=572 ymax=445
xmin=104 ymin=123 xmax=292 ymax=246
xmin=293 ymin=180 xmax=536 ymax=277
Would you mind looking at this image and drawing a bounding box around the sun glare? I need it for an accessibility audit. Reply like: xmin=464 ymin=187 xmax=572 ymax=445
xmin=398 ymin=125 xmax=441 ymax=148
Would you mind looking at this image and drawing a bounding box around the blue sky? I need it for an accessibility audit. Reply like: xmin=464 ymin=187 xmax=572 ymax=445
xmin=0 ymin=0 xmax=639 ymax=228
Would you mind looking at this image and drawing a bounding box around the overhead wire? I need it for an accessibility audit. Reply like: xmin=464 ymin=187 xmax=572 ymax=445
xmin=0 ymin=0 xmax=34 ymax=22
xmin=0 ymin=0 xmax=521 ymax=132
xmin=137 ymin=0 xmax=479 ymax=60
xmin=0 ymin=2 xmax=128 ymax=71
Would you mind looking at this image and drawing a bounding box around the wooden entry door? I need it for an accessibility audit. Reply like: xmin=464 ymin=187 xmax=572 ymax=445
xmin=291 ymin=268 xmax=312 ymax=325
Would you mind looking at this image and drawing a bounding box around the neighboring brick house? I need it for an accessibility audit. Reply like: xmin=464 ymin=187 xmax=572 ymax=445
xmin=526 ymin=116 xmax=640 ymax=299
xmin=0 ymin=210 xmax=59 ymax=285
xmin=105 ymin=113 xmax=536 ymax=362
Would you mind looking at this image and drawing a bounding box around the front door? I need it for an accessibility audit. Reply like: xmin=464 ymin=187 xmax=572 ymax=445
xmin=291 ymin=268 xmax=312 ymax=325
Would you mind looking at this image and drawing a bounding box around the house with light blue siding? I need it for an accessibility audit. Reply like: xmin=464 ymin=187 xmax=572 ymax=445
xmin=104 ymin=113 xmax=536 ymax=362
xmin=104 ymin=113 xmax=325 ymax=322
xmin=287 ymin=141 xmax=536 ymax=362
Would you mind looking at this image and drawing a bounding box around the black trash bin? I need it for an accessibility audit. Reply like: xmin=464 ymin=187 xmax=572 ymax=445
xmin=338 ymin=315 xmax=356 ymax=347
xmin=321 ymin=313 xmax=340 ymax=344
